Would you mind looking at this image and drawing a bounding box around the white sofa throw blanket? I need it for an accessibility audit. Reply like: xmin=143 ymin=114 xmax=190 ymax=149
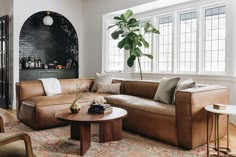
xmin=39 ymin=78 xmax=62 ymax=96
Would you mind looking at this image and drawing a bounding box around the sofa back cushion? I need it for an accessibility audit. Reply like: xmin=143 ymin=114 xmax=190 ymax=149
xmin=60 ymin=79 xmax=93 ymax=94
xmin=17 ymin=79 xmax=94 ymax=101
xmin=124 ymin=80 xmax=159 ymax=99
xmin=112 ymin=79 xmax=125 ymax=94
xmin=18 ymin=80 xmax=45 ymax=101
xmin=17 ymin=78 xmax=158 ymax=101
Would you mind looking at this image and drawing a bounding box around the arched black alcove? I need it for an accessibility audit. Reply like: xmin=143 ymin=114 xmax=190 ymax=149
xmin=19 ymin=11 xmax=78 ymax=69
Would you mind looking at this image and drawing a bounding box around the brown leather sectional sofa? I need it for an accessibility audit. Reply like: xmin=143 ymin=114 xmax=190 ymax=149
xmin=16 ymin=78 xmax=229 ymax=149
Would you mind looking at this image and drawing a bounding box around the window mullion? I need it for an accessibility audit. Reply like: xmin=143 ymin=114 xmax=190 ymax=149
xmin=197 ymin=7 xmax=202 ymax=74
xmin=174 ymin=12 xmax=179 ymax=73
xmin=153 ymin=16 xmax=158 ymax=73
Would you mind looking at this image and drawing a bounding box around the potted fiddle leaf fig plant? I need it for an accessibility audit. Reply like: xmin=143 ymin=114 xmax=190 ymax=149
xmin=108 ymin=9 xmax=160 ymax=80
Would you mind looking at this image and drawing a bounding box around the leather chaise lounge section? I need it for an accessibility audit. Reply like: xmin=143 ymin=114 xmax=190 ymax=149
xmin=16 ymin=78 xmax=229 ymax=149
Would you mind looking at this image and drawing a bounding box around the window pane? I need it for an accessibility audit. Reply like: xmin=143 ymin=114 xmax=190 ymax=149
xmin=136 ymin=20 xmax=152 ymax=73
xmin=158 ymin=16 xmax=173 ymax=72
xmin=204 ymin=6 xmax=226 ymax=72
xmin=179 ymin=11 xmax=197 ymax=72
xmin=107 ymin=25 xmax=124 ymax=71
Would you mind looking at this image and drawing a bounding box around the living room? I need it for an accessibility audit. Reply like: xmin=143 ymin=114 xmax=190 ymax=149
xmin=0 ymin=0 xmax=236 ymax=156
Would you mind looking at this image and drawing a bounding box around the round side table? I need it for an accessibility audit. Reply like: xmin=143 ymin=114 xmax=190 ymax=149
xmin=205 ymin=104 xmax=236 ymax=157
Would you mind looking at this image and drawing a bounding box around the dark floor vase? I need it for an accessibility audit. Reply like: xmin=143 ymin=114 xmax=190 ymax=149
xmin=0 ymin=15 xmax=9 ymax=108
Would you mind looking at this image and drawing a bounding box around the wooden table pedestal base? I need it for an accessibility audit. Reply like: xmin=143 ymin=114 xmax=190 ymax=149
xmin=70 ymin=119 xmax=123 ymax=156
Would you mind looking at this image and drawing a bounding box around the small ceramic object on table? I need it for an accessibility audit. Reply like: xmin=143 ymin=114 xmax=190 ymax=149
xmin=70 ymin=101 xmax=81 ymax=114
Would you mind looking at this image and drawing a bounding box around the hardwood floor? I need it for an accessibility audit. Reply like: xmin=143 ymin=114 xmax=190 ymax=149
xmin=0 ymin=108 xmax=17 ymax=123
xmin=0 ymin=108 xmax=236 ymax=154
xmin=222 ymin=124 xmax=236 ymax=155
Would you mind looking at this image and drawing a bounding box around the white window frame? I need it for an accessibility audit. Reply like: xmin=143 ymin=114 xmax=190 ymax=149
xmin=155 ymin=13 xmax=175 ymax=73
xmin=103 ymin=18 xmax=126 ymax=72
xmin=201 ymin=2 xmax=226 ymax=75
xmin=177 ymin=9 xmax=198 ymax=74
xmin=135 ymin=17 xmax=154 ymax=73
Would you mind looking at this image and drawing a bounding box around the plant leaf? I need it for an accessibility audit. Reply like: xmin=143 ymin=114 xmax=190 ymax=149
xmin=128 ymin=18 xmax=137 ymax=26
xmin=127 ymin=55 xmax=136 ymax=67
xmin=143 ymin=53 xmax=153 ymax=59
xmin=137 ymin=41 xmax=142 ymax=47
xmin=132 ymin=48 xmax=143 ymax=57
xmin=124 ymin=44 xmax=131 ymax=50
xmin=124 ymin=9 xmax=133 ymax=20
xmin=120 ymin=14 xmax=127 ymax=23
xmin=111 ymin=31 xmax=119 ymax=40
xmin=111 ymin=30 xmax=124 ymax=40
xmin=144 ymin=22 xmax=150 ymax=32
xmin=131 ymin=28 xmax=140 ymax=32
xmin=118 ymin=37 xmax=126 ymax=49
xmin=117 ymin=30 xmax=124 ymax=34
xmin=107 ymin=24 xmax=116 ymax=30
xmin=153 ymin=28 xmax=160 ymax=34
xmin=141 ymin=37 xmax=149 ymax=48
xmin=114 ymin=16 xmax=121 ymax=20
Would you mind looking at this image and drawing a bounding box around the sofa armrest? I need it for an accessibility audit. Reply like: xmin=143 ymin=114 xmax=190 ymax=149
xmin=15 ymin=81 xmax=46 ymax=120
xmin=175 ymin=85 xmax=229 ymax=149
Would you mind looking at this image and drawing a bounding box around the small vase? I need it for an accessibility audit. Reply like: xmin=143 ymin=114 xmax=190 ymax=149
xmin=70 ymin=101 xmax=81 ymax=114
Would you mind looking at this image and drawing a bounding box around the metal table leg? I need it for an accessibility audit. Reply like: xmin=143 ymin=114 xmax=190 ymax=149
xmin=215 ymin=114 xmax=217 ymax=149
xmin=227 ymin=115 xmax=229 ymax=150
xmin=207 ymin=111 xmax=209 ymax=157
xmin=216 ymin=114 xmax=220 ymax=157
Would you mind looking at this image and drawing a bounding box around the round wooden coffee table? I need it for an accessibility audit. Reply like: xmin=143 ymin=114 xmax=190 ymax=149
xmin=56 ymin=106 xmax=127 ymax=156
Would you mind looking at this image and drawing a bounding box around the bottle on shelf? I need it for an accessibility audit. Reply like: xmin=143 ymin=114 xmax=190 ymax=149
xmin=30 ymin=56 xmax=34 ymax=68
xmin=27 ymin=56 xmax=31 ymax=69
xmin=20 ymin=56 xmax=24 ymax=69
xmin=19 ymin=57 xmax=22 ymax=69
xmin=23 ymin=56 xmax=26 ymax=69
xmin=25 ymin=56 xmax=29 ymax=69
xmin=38 ymin=57 xmax=41 ymax=69
xmin=34 ymin=56 xmax=38 ymax=68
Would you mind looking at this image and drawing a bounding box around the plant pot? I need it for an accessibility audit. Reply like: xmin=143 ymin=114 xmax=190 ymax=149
xmin=70 ymin=101 xmax=81 ymax=114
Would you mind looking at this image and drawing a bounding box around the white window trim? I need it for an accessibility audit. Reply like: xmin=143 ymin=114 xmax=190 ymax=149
xmin=201 ymin=2 xmax=226 ymax=75
xmin=102 ymin=17 xmax=126 ymax=73
xmin=177 ymin=9 xmax=198 ymax=74
xmin=156 ymin=13 xmax=175 ymax=73
xmin=135 ymin=17 xmax=154 ymax=73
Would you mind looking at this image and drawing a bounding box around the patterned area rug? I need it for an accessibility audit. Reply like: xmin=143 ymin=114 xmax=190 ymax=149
xmin=4 ymin=121 xmax=209 ymax=157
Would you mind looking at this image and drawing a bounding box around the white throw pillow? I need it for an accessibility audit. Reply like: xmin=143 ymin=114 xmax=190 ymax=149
xmin=91 ymin=73 xmax=112 ymax=92
xmin=172 ymin=79 xmax=196 ymax=104
xmin=177 ymin=79 xmax=196 ymax=91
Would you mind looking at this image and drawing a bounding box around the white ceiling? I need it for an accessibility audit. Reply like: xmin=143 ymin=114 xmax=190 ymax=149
xmin=108 ymin=0 xmax=196 ymax=15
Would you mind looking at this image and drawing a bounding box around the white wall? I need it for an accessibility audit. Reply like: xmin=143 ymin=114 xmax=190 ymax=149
xmin=81 ymin=0 xmax=158 ymax=77
xmin=0 ymin=0 xmax=6 ymax=16
xmin=11 ymin=0 xmax=83 ymax=108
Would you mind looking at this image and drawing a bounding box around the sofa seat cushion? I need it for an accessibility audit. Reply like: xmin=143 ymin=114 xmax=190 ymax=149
xmin=105 ymin=95 xmax=175 ymax=117
xmin=23 ymin=92 xmax=112 ymax=107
